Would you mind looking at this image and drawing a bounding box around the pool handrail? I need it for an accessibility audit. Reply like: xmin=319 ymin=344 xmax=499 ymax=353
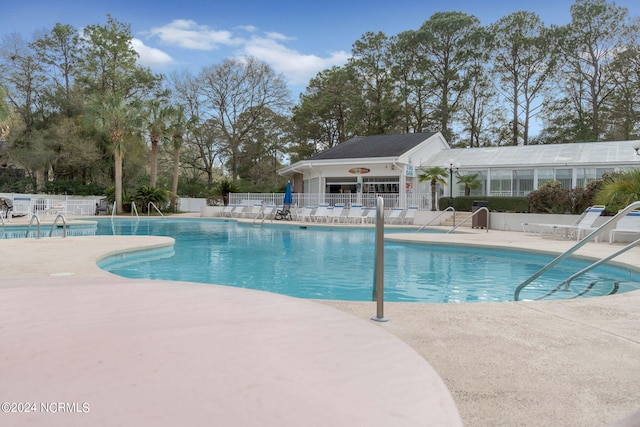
xmin=148 ymin=202 xmax=166 ymax=219
xmin=49 ymin=214 xmax=67 ymax=238
xmin=514 ymin=201 xmax=640 ymax=301
xmin=26 ymin=213 xmax=41 ymax=239
xmin=131 ymin=201 xmax=140 ymax=219
xmin=446 ymin=207 xmax=489 ymax=234
xmin=416 ymin=207 xmax=455 ymax=232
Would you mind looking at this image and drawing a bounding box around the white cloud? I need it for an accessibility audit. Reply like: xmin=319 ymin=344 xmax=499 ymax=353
xmin=241 ymin=33 xmax=349 ymax=85
xmin=141 ymin=20 xmax=349 ymax=88
xmin=146 ymin=19 xmax=241 ymax=50
xmin=131 ymin=38 xmax=174 ymax=68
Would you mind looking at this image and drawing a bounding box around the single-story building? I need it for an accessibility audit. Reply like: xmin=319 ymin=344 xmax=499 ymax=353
xmin=278 ymin=132 xmax=640 ymax=210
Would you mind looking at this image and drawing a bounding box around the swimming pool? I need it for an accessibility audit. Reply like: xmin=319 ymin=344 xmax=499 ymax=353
xmin=95 ymin=218 xmax=640 ymax=303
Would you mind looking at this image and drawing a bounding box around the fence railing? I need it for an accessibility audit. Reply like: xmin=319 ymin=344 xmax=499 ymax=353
xmin=228 ymin=192 xmax=432 ymax=210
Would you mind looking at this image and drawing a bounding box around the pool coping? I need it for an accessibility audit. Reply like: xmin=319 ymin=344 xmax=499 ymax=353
xmin=1 ymin=218 xmax=640 ymax=426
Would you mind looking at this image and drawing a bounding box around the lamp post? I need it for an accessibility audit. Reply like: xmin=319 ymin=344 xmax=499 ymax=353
xmin=446 ymin=162 xmax=459 ymax=208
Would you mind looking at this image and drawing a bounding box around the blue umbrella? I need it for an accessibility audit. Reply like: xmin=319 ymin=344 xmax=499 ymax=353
xmin=283 ymin=181 xmax=293 ymax=206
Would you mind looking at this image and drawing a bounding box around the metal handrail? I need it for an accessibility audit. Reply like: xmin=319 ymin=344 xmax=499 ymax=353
xmin=49 ymin=214 xmax=67 ymax=238
xmin=416 ymin=207 xmax=455 ymax=232
xmin=514 ymin=201 xmax=640 ymax=301
xmin=446 ymin=207 xmax=489 ymax=234
xmin=148 ymin=202 xmax=166 ymax=219
xmin=26 ymin=213 xmax=41 ymax=239
xmin=558 ymin=237 xmax=640 ymax=290
xmin=131 ymin=201 xmax=139 ymax=218
xmin=111 ymin=201 xmax=116 ymax=220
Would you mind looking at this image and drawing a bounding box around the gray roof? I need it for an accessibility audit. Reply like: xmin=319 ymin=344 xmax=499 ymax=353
xmin=428 ymin=140 xmax=640 ymax=168
xmin=308 ymin=132 xmax=438 ymax=160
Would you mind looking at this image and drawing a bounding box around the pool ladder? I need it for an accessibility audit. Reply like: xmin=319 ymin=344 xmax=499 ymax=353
xmin=24 ymin=213 xmax=68 ymax=239
xmin=514 ymin=201 xmax=640 ymax=301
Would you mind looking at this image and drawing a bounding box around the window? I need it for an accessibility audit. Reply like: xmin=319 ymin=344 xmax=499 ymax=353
xmin=489 ymin=170 xmax=511 ymax=196
xmin=513 ymin=169 xmax=534 ymax=196
xmin=556 ymin=169 xmax=573 ymax=189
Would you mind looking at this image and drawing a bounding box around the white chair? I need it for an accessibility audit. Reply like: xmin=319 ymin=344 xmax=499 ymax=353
xmin=311 ymin=204 xmax=330 ymax=222
xmin=402 ymin=206 xmax=418 ymax=224
xmin=231 ymin=204 xmax=248 ymax=218
xmin=327 ymin=204 xmax=345 ymax=223
xmin=243 ymin=203 xmax=263 ymax=219
xmin=609 ymin=211 xmax=640 ymax=243
xmin=255 ymin=205 xmax=276 ymax=221
xmin=364 ymin=208 xmax=377 ymax=224
xmin=293 ymin=206 xmax=313 ymax=222
xmin=346 ymin=205 xmax=365 ymax=223
xmin=386 ymin=207 xmax=404 ymax=224
xmin=221 ymin=204 xmax=235 ymax=217
xmin=523 ymin=205 xmax=605 ymax=240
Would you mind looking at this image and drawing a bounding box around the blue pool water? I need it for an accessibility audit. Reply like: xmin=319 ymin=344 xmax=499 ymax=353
xmin=95 ymin=218 xmax=640 ymax=303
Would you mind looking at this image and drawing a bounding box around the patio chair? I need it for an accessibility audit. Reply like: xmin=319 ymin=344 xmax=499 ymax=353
xmin=231 ymin=204 xmax=247 ymax=218
xmin=402 ymin=206 xmax=419 ymax=224
xmin=311 ymin=204 xmax=330 ymax=222
xmin=327 ymin=204 xmax=345 ymax=223
xmin=345 ymin=205 xmax=365 ymax=223
xmin=609 ymin=210 xmax=640 ymax=243
xmin=221 ymin=204 xmax=235 ymax=217
xmin=523 ymin=205 xmax=605 ymax=240
xmin=293 ymin=206 xmax=314 ymax=222
xmin=243 ymin=203 xmax=263 ymax=219
xmin=255 ymin=205 xmax=276 ymax=221
xmin=386 ymin=207 xmax=405 ymax=224
xmin=364 ymin=207 xmax=377 ymax=224
xmin=274 ymin=204 xmax=292 ymax=221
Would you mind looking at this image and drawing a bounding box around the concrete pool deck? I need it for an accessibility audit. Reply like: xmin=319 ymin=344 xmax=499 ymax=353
xmin=1 ymin=217 xmax=640 ymax=426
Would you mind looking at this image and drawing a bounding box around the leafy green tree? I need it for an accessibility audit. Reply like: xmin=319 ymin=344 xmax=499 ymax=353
xmin=349 ymin=31 xmax=401 ymax=135
xmin=414 ymin=12 xmax=483 ymax=142
xmin=490 ymin=11 xmax=557 ymax=145
xmin=418 ymin=166 xmax=448 ymax=211
xmin=292 ymin=65 xmax=359 ymax=153
xmin=554 ymin=0 xmax=634 ymax=141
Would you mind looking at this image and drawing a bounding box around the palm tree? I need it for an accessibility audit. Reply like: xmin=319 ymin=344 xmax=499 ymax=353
xmin=167 ymin=105 xmax=188 ymax=212
xmin=145 ymin=99 xmax=172 ymax=188
xmin=595 ymin=169 xmax=640 ymax=212
xmin=418 ymin=166 xmax=448 ymax=211
xmin=87 ymin=93 xmax=142 ymax=214
xmin=0 ymin=84 xmax=10 ymax=139
xmin=457 ymin=173 xmax=481 ymax=196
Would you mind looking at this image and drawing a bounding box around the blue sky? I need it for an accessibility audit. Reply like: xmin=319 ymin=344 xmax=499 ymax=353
xmin=3 ymin=0 xmax=639 ymax=99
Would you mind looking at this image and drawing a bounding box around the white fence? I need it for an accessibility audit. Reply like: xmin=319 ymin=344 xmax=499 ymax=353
xmin=227 ymin=192 xmax=433 ymax=210
xmin=1 ymin=193 xmax=102 ymax=217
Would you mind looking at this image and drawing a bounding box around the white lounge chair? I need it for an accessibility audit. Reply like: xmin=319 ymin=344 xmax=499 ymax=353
xmin=327 ymin=204 xmax=344 ymax=223
xmin=255 ymin=205 xmax=276 ymax=221
xmin=346 ymin=205 xmax=365 ymax=223
xmin=402 ymin=206 xmax=418 ymax=224
xmin=231 ymin=204 xmax=247 ymax=218
xmin=243 ymin=203 xmax=263 ymax=219
xmin=221 ymin=204 xmax=235 ymax=217
xmin=609 ymin=210 xmax=640 ymax=243
xmin=386 ymin=207 xmax=404 ymax=224
xmin=523 ymin=205 xmax=605 ymax=240
xmin=311 ymin=204 xmax=330 ymax=222
xmin=293 ymin=206 xmax=313 ymax=222
xmin=364 ymin=208 xmax=377 ymax=223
